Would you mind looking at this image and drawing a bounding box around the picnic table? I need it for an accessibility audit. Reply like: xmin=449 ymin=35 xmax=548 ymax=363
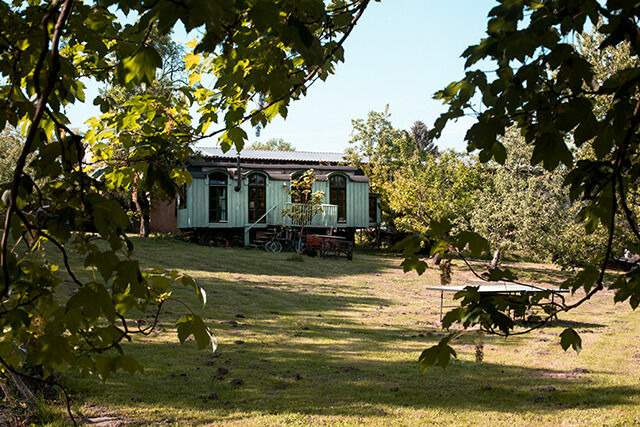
xmin=426 ymin=280 xmax=569 ymax=322
xmin=306 ymin=234 xmax=353 ymax=260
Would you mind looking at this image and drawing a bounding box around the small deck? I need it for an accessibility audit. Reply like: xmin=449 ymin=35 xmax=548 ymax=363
xmin=268 ymin=203 xmax=338 ymax=227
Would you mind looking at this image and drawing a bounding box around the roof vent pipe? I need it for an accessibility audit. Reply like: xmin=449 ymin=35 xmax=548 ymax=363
xmin=234 ymin=153 xmax=242 ymax=192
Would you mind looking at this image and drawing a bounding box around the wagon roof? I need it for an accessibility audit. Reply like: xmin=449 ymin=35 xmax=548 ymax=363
xmin=196 ymin=146 xmax=346 ymax=164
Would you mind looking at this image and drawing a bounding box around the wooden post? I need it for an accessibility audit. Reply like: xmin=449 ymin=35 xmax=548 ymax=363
xmin=244 ymin=227 xmax=250 ymax=246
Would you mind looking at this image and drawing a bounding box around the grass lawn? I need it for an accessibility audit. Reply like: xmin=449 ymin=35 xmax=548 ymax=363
xmin=46 ymin=237 xmax=640 ymax=425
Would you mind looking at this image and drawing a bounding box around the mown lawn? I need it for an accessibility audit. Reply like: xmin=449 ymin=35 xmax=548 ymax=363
xmin=48 ymin=237 xmax=640 ymax=425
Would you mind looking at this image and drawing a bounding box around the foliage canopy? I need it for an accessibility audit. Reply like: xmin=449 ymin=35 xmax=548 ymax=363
xmin=400 ymin=0 xmax=640 ymax=369
xmin=0 ymin=0 xmax=374 ymax=414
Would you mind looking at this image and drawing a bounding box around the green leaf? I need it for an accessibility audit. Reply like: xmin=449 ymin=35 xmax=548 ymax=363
xmin=118 ymin=355 xmax=144 ymax=375
xmin=455 ymin=231 xmax=490 ymax=257
xmin=428 ymin=219 xmax=453 ymax=237
xmin=86 ymin=251 xmax=120 ymax=281
xmin=176 ymin=314 xmax=214 ymax=350
xmin=94 ymin=354 xmax=143 ymax=381
xmin=121 ymin=46 xmax=163 ymax=84
xmin=418 ymin=335 xmax=457 ymax=373
xmin=561 ymin=265 xmax=599 ymax=294
xmin=487 ymin=268 xmax=517 ymax=282
xmin=429 ymin=239 xmax=449 ymax=257
xmin=114 ymin=260 xmax=146 ymax=298
xmin=401 ymin=257 xmax=427 ymax=275
xmin=264 ymin=100 xmax=286 ymax=121
xmin=492 ymin=141 xmax=507 ymax=164
xmin=392 ymin=234 xmax=424 ymax=256
xmin=441 ymin=307 xmax=464 ymax=329
xmin=220 ymin=127 xmax=248 ymax=151
xmin=600 ymin=67 xmax=640 ymax=92
xmin=592 ymin=126 xmax=614 ymax=160
xmin=180 ymin=275 xmax=206 ymax=305
xmin=531 ymin=134 xmax=573 ymax=170
xmin=559 ymin=328 xmax=582 ymax=354
xmin=151 ymin=275 xmax=171 ymax=293
xmin=574 ymin=114 xmax=599 ymax=146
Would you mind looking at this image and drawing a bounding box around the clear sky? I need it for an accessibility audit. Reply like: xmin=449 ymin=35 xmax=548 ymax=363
xmin=68 ymin=1 xmax=498 ymax=153
xmin=248 ymin=0 xmax=498 ymax=153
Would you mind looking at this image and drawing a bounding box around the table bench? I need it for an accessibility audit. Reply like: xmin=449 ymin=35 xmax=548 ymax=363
xmin=306 ymin=234 xmax=354 ymax=260
xmin=426 ymin=281 xmax=569 ymax=322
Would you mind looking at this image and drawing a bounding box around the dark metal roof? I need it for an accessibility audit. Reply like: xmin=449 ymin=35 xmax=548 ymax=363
xmin=195 ymin=146 xmax=346 ymax=163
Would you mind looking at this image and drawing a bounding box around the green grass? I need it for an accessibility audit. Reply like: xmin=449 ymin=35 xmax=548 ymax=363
xmin=43 ymin=237 xmax=640 ymax=425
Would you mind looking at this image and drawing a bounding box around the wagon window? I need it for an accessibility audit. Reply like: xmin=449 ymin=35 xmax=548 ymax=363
xmin=330 ymin=175 xmax=347 ymax=223
xmin=248 ymin=173 xmax=266 ymax=223
xmin=369 ymin=194 xmax=378 ymax=223
xmin=209 ymin=172 xmax=228 ymax=222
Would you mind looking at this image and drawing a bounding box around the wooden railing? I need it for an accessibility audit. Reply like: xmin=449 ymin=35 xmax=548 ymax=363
xmin=269 ymin=203 xmax=338 ymax=227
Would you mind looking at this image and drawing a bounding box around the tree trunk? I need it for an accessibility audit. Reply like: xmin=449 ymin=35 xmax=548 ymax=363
xmin=5 ymin=371 xmax=35 ymax=403
xmin=132 ymin=174 xmax=149 ymax=237
xmin=140 ymin=193 xmax=150 ymax=237
xmin=490 ymin=247 xmax=502 ymax=270
xmin=297 ymin=221 xmax=305 ymax=255
xmin=432 ymin=251 xmax=442 ymax=266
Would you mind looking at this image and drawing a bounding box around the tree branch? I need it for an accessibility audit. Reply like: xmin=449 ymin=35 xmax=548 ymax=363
xmin=1 ymin=0 xmax=75 ymax=297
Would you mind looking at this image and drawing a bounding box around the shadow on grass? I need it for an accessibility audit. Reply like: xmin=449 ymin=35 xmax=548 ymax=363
xmin=542 ymin=319 xmax=607 ymax=329
xmin=69 ymin=277 xmax=634 ymax=422
xmin=166 ymin=276 xmax=394 ymax=320
xmin=503 ymin=264 xmax=572 ymax=285
xmin=67 ymin=289 xmax=637 ymax=423
xmin=69 ymin=336 xmax=639 ymax=423
xmin=62 ymin=237 xmax=637 ymax=423
xmin=128 ymin=236 xmax=398 ymax=279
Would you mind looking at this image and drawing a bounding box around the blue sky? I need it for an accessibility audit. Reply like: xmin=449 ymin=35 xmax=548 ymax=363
xmin=68 ymin=1 xmax=498 ymax=153
xmin=243 ymin=0 xmax=498 ymax=153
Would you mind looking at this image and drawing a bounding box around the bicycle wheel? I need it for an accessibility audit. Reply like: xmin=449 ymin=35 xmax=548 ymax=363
xmin=271 ymin=241 xmax=283 ymax=253
xmin=264 ymin=241 xmax=274 ymax=252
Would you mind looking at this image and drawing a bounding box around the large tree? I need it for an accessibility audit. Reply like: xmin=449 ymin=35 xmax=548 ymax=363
xmin=88 ymin=32 xmax=191 ymax=238
xmin=385 ymin=150 xmax=483 ymax=236
xmin=400 ymin=1 xmax=640 ymax=371
xmin=410 ymin=120 xmax=439 ymax=155
xmin=0 ymin=0 xmax=373 ymax=416
xmin=470 ymin=127 xmax=573 ymax=269
xmin=345 ymin=107 xmax=421 ymax=235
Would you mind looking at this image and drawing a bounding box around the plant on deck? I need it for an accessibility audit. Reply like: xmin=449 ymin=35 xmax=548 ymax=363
xmin=282 ymin=170 xmax=325 ymax=254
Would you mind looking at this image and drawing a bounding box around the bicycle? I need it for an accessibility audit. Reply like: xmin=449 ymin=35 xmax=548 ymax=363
xmin=265 ymin=226 xmax=300 ymax=253
xmin=265 ymin=226 xmax=286 ymax=253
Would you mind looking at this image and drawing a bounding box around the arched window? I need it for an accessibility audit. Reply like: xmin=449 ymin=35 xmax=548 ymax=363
xmin=330 ymin=175 xmax=347 ymax=223
xmin=248 ymin=173 xmax=266 ymax=223
xmin=209 ymin=172 xmax=228 ymax=222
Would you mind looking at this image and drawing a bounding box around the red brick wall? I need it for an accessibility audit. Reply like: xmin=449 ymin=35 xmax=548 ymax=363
xmin=150 ymin=197 xmax=178 ymax=233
